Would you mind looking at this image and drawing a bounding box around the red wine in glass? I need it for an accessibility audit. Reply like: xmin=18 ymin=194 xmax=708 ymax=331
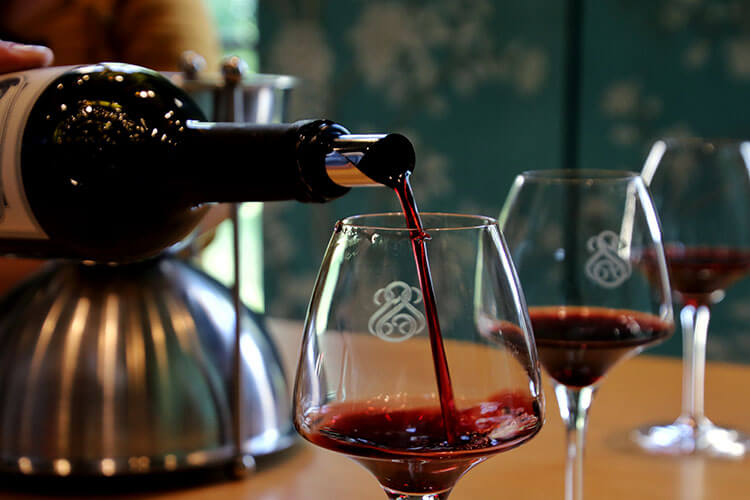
xmin=528 ymin=306 xmax=673 ymax=387
xmin=295 ymin=151 xmax=543 ymax=498
xmin=664 ymin=246 xmax=750 ymax=305
xmin=632 ymin=138 xmax=750 ymax=458
xmin=498 ymin=170 xmax=674 ymax=500
xmin=301 ymin=391 xmax=540 ymax=494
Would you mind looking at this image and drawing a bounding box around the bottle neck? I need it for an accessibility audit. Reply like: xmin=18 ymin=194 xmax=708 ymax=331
xmin=178 ymin=120 xmax=414 ymax=204
xmin=179 ymin=119 xmax=339 ymax=204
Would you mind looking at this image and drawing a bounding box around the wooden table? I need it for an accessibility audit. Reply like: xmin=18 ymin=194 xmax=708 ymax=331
xmin=1 ymin=319 xmax=748 ymax=499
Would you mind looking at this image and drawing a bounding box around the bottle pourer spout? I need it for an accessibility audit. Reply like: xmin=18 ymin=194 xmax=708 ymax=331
xmin=325 ymin=133 xmax=415 ymax=188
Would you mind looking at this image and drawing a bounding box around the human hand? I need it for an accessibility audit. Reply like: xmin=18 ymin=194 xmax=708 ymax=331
xmin=0 ymin=40 xmax=54 ymax=73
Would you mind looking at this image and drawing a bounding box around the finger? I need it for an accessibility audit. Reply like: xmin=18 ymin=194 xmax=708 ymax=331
xmin=0 ymin=41 xmax=54 ymax=73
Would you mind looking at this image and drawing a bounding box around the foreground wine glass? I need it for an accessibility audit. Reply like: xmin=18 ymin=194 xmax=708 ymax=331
xmin=499 ymin=170 xmax=674 ymax=500
xmin=633 ymin=138 xmax=750 ymax=458
xmin=294 ymin=213 xmax=543 ymax=499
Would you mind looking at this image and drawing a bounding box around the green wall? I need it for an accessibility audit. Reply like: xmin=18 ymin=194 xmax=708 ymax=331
xmin=258 ymin=0 xmax=750 ymax=363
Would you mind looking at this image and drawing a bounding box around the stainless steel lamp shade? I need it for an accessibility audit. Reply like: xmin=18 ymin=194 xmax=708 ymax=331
xmin=0 ymin=257 xmax=293 ymax=476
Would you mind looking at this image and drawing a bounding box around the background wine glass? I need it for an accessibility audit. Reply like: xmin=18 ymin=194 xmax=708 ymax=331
xmin=293 ymin=213 xmax=543 ymax=500
xmin=633 ymin=138 xmax=750 ymax=458
xmin=498 ymin=170 xmax=674 ymax=500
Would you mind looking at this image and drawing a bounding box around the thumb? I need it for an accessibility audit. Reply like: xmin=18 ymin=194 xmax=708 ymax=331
xmin=0 ymin=41 xmax=54 ymax=73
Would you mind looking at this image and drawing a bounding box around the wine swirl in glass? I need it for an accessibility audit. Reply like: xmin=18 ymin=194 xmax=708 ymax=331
xmin=499 ymin=170 xmax=674 ymax=500
xmin=293 ymin=210 xmax=543 ymax=499
xmin=633 ymin=138 xmax=750 ymax=458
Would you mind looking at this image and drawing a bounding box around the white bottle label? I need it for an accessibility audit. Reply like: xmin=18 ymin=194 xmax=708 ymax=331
xmin=0 ymin=66 xmax=73 ymax=239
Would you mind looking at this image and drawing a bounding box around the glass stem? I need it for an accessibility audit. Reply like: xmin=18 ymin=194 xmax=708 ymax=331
xmin=384 ymin=491 xmax=452 ymax=500
xmin=555 ymin=384 xmax=596 ymax=500
xmin=679 ymin=304 xmax=710 ymax=427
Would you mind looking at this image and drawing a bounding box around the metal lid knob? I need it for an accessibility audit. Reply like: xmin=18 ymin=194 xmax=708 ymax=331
xmin=221 ymin=56 xmax=250 ymax=86
xmin=178 ymin=50 xmax=207 ymax=80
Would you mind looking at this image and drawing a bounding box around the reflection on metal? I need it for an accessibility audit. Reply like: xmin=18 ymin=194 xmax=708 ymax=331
xmin=172 ymin=54 xmax=297 ymax=479
xmin=165 ymin=66 xmax=296 ymax=124
xmin=0 ymin=258 xmax=293 ymax=476
xmin=325 ymin=134 xmax=385 ymax=187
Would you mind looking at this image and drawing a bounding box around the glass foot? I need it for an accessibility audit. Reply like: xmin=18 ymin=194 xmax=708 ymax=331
xmin=632 ymin=417 xmax=749 ymax=459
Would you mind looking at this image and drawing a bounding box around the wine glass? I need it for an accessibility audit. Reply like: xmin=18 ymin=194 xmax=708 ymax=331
xmin=498 ymin=170 xmax=674 ymax=500
xmin=293 ymin=213 xmax=544 ymax=500
xmin=632 ymin=138 xmax=750 ymax=458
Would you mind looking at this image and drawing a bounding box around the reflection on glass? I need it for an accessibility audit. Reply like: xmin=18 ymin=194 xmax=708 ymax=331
xmin=499 ymin=170 xmax=674 ymax=500
xmin=633 ymin=138 xmax=750 ymax=458
xmin=294 ymin=213 xmax=544 ymax=499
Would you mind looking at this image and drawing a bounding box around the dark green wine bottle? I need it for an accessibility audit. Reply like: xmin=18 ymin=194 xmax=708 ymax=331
xmin=0 ymin=63 xmax=414 ymax=262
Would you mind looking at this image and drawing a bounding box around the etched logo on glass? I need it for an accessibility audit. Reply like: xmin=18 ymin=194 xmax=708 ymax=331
xmin=368 ymin=281 xmax=426 ymax=342
xmin=585 ymin=230 xmax=631 ymax=288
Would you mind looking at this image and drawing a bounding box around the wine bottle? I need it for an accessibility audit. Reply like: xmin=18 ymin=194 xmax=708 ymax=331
xmin=0 ymin=63 xmax=414 ymax=262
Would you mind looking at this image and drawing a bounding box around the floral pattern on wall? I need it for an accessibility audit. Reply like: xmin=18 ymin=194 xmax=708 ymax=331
xmin=258 ymin=0 xmax=562 ymax=316
xmin=258 ymin=0 xmax=750 ymax=363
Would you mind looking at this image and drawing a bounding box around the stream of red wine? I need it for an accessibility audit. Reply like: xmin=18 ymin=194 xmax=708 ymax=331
xmin=393 ymin=175 xmax=458 ymax=443
xmin=298 ymin=172 xmax=543 ymax=494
